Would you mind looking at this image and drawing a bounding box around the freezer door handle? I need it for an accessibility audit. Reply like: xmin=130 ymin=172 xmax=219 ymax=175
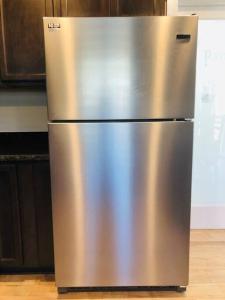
xmin=176 ymin=34 xmax=191 ymax=41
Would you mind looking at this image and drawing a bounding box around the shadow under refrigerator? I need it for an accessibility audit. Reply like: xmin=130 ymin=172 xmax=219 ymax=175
xmin=43 ymin=16 xmax=198 ymax=293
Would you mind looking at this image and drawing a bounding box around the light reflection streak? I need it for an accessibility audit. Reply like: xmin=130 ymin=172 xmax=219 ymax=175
xmin=68 ymin=127 xmax=86 ymax=282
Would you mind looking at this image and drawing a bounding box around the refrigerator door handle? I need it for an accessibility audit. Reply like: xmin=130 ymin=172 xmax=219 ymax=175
xmin=176 ymin=34 xmax=191 ymax=41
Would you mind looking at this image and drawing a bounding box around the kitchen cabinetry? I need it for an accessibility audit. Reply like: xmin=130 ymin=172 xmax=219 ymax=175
xmin=110 ymin=0 xmax=166 ymax=16
xmin=0 ymin=160 xmax=54 ymax=272
xmin=0 ymin=165 xmax=22 ymax=268
xmin=60 ymin=0 xmax=166 ymax=17
xmin=59 ymin=0 xmax=110 ymax=16
xmin=0 ymin=0 xmax=53 ymax=81
xmin=0 ymin=0 xmax=166 ymax=83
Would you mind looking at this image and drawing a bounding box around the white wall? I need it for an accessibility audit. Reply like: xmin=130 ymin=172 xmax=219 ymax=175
xmin=191 ymin=20 xmax=225 ymax=228
xmin=168 ymin=0 xmax=225 ymax=18
xmin=168 ymin=0 xmax=225 ymax=228
xmin=0 ymin=89 xmax=48 ymax=132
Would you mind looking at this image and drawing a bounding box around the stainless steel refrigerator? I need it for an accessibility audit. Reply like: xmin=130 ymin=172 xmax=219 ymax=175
xmin=43 ymin=16 xmax=198 ymax=293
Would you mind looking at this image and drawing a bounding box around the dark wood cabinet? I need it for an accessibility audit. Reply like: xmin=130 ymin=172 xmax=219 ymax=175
xmin=0 ymin=160 xmax=54 ymax=273
xmin=0 ymin=0 xmax=53 ymax=81
xmin=110 ymin=0 xmax=166 ymax=16
xmin=0 ymin=165 xmax=22 ymax=268
xmin=59 ymin=0 xmax=110 ymax=17
xmin=17 ymin=161 xmax=54 ymax=271
xmin=32 ymin=162 xmax=54 ymax=268
xmin=60 ymin=0 xmax=166 ymax=17
xmin=154 ymin=0 xmax=167 ymax=16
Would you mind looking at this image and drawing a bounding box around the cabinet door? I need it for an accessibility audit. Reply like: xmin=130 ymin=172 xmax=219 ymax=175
xmin=0 ymin=165 xmax=22 ymax=268
xmin=155 ymin=0 xmax=167 ymax=16
xmin=17 ymin=163 xmax=39 ymax=269
xmin=32 ymin=162 xmax=54 ymax=269
xmin=59 ymin=0 xmax=110 ymax=17
xmin=111 ymin=0 xmax=166 ymax=16
xmin=0 ymin=0 xmax=53 ymax=81
xmin=18 ymin=162 xmax=54 ymax=270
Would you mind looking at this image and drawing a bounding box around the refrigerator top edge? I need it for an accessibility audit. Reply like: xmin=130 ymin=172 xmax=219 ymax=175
xmin=43 ymin=16 xmax=199 ymax=20
xmin=43 ymin=16 xmax=198 ymax=121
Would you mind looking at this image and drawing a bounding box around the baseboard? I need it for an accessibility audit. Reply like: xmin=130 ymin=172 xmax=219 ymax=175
xmin=191 ymin=205 xmax=225 ymax=229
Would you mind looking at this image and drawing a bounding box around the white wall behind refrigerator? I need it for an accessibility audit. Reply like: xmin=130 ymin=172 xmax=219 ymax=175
xmin=168 ymin=1 xmax=225 ymax=229
xmin=167 ymin=0 xmax=225 ymax=19
xmin=0 ymin=89 xmax=47 ymax=132
xmin=191 ymin=20 xmax=225 ymax=229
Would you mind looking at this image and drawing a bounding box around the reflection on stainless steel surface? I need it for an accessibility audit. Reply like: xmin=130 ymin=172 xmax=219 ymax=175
xmin=44 ymin=17 xmax=198 ymax=121
xmin=49 ymin=122 xmax=193 ymax=287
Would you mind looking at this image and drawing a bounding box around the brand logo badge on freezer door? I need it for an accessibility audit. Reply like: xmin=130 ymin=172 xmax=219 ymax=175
xmin=48 ymin=23 xmax=61 ymax=31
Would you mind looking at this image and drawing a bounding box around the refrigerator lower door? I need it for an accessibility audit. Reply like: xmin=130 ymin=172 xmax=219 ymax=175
xmin=49 ymin=121 xmax=193 ymax=288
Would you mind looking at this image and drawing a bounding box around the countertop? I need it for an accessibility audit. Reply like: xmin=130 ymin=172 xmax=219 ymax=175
xmin=0 ymin=154 xmax=49 ymax=161
xmin=0 ymin=132 xmax=49 ymax=161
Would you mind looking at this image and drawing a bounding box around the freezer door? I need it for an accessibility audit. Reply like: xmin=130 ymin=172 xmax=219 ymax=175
xmin=44 ymin=16 xmax=198 ymax=121
xmin=49 ymin=121 xmax=193 ymax=287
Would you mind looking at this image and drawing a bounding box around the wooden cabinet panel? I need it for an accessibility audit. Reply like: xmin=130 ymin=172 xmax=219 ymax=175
xmin=17 ymin=164 xmax=39 ymax=268
xmin=0 ymin=0 xmax=53 ymax=81
xmin=32 ymin=162 xmax=54 ymax=269
xmin=154 ymin=0 xmax=167 ymax=16
xmin=0 ymin=165 xmax=22 ymax=268
xmin=17 ymin=162 xmax=54 ymax=270
xmin=60 ymin=0 xmax=110 ymax=17
xmin=111 ymin=0 xmax=166 ymax=16
xmin=0 ymin=161 xmax=54 ymax=272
